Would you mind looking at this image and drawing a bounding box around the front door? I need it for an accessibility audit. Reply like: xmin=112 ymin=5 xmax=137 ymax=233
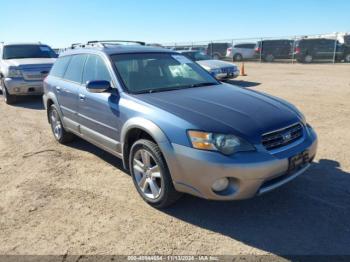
xmin=77 ymin=54 xmax=122 ymax=155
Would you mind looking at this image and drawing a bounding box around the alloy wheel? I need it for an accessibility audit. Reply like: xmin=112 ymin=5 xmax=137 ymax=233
xmin=50 ymin=109 xmax=63 ymax=140
xmin=304 ymin=55 xmax=313 ymax=63
xmin=133 ymin=149 xmax=162 ymax=200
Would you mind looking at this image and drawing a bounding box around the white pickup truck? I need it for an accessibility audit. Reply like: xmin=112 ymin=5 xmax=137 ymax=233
xmin=0 ymin=42 xmax=57 ymax=104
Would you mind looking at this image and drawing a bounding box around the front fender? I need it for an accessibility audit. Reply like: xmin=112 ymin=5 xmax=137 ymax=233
xmin=120 ymin=117 xmax=175 ymax=170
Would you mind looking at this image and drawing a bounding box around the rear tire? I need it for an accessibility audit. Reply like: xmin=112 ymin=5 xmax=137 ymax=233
xmin=264 ymin=54 xmax=275 ymax=62
xmin=213 ymin=54 xmax=220 ymax=60
xmin=48 ymin=104 xmax=75 ymax=144
xmin=304 ymin=55 xmax=313 ymax=63
xmin=129 ymin=139 xmax=182 ymax=208
xmin=233 ymin=53 xmax=243 ymax=61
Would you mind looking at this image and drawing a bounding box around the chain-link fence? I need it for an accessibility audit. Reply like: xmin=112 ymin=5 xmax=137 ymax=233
xmin=162 ymin=32 xmax=350 ymax=64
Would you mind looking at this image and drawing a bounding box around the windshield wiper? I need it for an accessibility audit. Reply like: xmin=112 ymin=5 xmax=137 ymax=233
xmin=190 ymin=82 xmax=218 ymax=88
xmin=133 ymin=82 xmax=219 ymax=94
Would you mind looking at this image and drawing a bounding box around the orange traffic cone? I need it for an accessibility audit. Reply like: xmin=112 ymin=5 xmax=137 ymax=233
xmin=240 ymin=63 xmax=247 ymax=76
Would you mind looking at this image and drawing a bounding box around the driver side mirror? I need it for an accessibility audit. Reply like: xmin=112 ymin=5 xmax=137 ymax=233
xmin=86 ymin=80 xmax=111 ymax=93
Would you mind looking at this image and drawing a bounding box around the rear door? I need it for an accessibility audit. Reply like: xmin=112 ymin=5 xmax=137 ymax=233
xmin=319 ymin=40 xmax=335 ymax=59
xmin=78 ymin=54 xmax=122 ymax=154
xmin=280 ymin=40 xmax=293 ymax=59
xmin=241 ymin=44 xmax=256 ymax=59
xmin=55 ymin=54 xmax=87 ymax=131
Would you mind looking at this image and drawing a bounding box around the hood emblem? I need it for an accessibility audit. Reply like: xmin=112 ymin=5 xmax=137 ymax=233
xmin=282 ymin=132 xmax=292 ymax=141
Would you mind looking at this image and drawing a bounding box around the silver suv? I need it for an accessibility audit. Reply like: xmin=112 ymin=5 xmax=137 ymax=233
xmin=226 ymin=43 xmax=256 ymax=61
xmin=0 ymin=42 xmax=57 ymax=104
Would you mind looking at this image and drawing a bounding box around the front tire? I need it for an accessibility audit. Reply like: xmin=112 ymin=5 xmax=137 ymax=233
xmin=48 ymin=104 xmax=74 ymax=144
xmin=129 ymin=139 xmax=181 ymax=208
xmin=2 ymin=82 xmax=17 ymax=105
xmin=344 ymin=54 xmax=350 ymax=63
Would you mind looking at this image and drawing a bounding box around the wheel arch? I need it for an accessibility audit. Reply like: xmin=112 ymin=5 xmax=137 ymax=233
xmin=121 ymin=117 xmax=173 ymax=171
xmin=233 ymin=53 xmax=243 ymax=60
xmin=44 ymin=92 xmax=62 ymax=123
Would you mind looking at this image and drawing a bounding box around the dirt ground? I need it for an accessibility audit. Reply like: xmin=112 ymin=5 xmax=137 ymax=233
xmin=0 ymin=63 xmax=350 ymax=257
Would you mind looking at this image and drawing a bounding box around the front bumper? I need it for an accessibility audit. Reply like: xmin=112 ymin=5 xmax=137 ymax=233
xmin=4 ymin=78 xmax=44 ymax=96
xmin=215 ymin=70 xmax=240 ymax=80
xmin=166 ymin=126 xmax=318 ymax=200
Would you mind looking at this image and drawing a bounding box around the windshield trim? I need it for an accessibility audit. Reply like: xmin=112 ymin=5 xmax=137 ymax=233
xmin=110 ymin=52 xmax=220 ymax=94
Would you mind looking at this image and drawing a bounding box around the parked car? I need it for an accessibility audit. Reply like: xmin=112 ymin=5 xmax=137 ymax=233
xmin=226 ymin=43 xmax=256 ymax=61
xmin=146 ymin=43 xmax=164 ymax=48
xmin=342 ymin=35 xmax=350 ymax=63
xmin=294 ymin=38 xmax=345 ymax=63
xmin=0 ymin=42 xmax=57 ymax=104
xmin=43 ymin=40 xmax=318 ymax=208
xmin=206 ymin=42 xmax=231 ymax=60
xmin=179 ymin=50 xmax=239 ymax=80
xmin=255 ymin=40 xmax=294 ymax=62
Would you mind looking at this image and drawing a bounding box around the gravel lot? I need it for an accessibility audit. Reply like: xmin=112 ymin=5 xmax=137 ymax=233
xmin=0 ymin=63 xmax=349 ymax=257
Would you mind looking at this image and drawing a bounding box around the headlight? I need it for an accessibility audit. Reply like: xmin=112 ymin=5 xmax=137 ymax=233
xmin=188 ymin=131 xmax=255 ymax=155
xmin=8 ymin=68 xmax=23 ymax=78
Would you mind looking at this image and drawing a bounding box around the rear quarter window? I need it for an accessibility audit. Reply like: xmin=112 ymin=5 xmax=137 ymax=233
xmin=50 ymin=56 xmax=71 ymax=78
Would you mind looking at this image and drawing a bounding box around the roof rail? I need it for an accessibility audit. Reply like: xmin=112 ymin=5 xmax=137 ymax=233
xmin=86 ymin=40 xmax=146 ymax=46
xmin=71 ymin=43 xmax=85 ymax=49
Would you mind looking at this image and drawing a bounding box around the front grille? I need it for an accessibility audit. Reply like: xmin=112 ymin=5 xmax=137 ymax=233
xmin=262 ymin=123 xmax=303 ymax=150
xmin=221 ymin=67 xmax=235 ymax=74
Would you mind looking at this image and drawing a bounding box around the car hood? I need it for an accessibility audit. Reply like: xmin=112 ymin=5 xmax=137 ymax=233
xmin=135 ymin=84 xmax=302 ymax=143
xmin=197 ymin=60 xmax=237 ymax=70
xmin=3 ymin=58 xmax=56 ymax=68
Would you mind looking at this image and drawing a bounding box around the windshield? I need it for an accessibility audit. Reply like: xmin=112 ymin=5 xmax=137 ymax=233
xmin=112 ymin=53 xmax=219 ymax=94
xmin=184 ymin=52 xmax=211 ymax=61
xmin=3 ymin=45 xmax=57 ymax=59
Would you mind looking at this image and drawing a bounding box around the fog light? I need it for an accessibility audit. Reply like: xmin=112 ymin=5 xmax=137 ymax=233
xmin=212 ymin=178 xmax=229 ymax=192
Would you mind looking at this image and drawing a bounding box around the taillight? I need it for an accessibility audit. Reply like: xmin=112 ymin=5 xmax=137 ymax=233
xmin=255 ymin=47 xmax=261 ymax=53
xmin=295 ymin=47 xmax=301 ymax=54
xmin=227 ymin=48 xmax=232 ymax=52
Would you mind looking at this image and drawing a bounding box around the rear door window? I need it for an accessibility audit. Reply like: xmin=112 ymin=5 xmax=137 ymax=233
xmin=50 ymin=56 xmax=71 ymax=78
xmin=63 ymin=54 xmax=88 ymax=83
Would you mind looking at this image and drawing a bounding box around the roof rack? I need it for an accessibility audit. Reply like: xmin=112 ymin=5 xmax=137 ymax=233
xmin=71 ymin=43 xmax=85 ymax=49
xmin=86 ymin=40 xmax=146 ymax=47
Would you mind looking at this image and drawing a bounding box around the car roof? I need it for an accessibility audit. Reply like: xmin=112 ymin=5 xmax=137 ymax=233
xmin=298 ymin=38 xmax=334 ymax=42
xmin=234 ymin=42 xmax=256 ymax=45
xmin=259 ymin=39 xmax=293 ymax=42
xmin=1 ymin=42 xmax=47 ymax=46
xmin=60 ymin=45 xmax=174 ymax=57
xmin=177 ymin=50 xmax=196 ymax=53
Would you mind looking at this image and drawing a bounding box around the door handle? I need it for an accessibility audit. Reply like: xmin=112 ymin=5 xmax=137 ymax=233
xmin=79 ymin=94 xmax=86 ymax=101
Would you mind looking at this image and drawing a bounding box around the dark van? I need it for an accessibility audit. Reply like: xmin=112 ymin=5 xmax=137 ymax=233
xmin=294 ymin=38 xmax=345 ymax=63
xmin=255 ymin=40 xmax=294 ymax=62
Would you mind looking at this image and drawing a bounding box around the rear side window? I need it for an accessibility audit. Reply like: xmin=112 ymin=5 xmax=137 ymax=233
xmin=82 ymin=55 xmax=111 ymax=84
xmin=50 ymin=56 xmax=71 ymax=78
xmin=64 ymin=54 xmax=87 ymax=83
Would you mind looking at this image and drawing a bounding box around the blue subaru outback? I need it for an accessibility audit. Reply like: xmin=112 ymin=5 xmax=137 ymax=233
xmin=43 ymin=40 xmax=318 ymax=208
